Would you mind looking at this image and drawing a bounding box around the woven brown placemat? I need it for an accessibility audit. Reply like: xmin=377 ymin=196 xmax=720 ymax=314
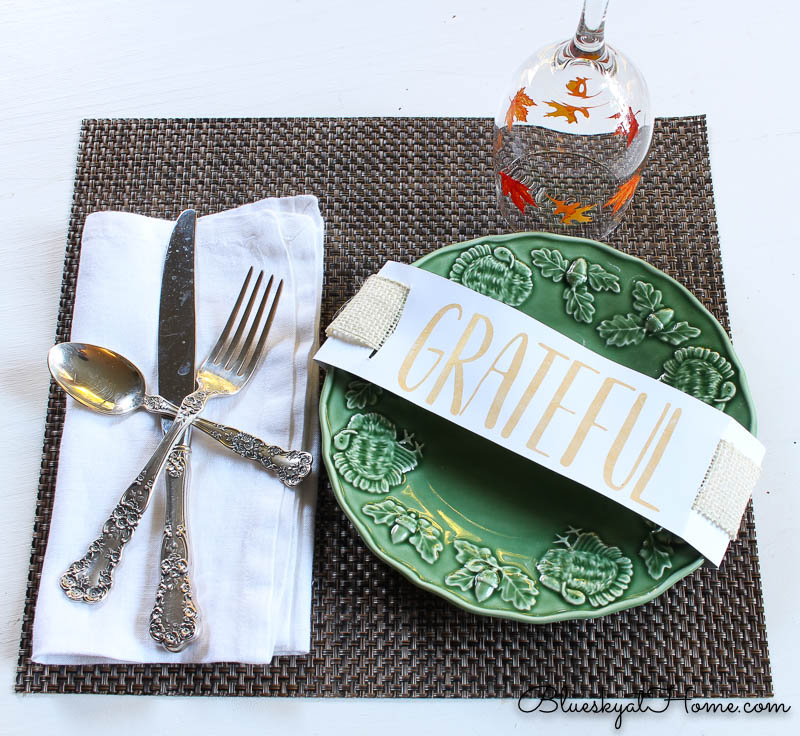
xmin=16 ymin=116 xmax=771 ymax=697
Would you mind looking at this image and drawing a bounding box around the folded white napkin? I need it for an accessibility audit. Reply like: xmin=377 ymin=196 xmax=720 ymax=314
xmin=32 ymin=196 xmax=323 ymax=664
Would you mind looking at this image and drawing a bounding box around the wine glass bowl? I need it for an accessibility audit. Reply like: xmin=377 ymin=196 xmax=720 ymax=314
xmin=493 ymin=0 xmax=652 ymax=239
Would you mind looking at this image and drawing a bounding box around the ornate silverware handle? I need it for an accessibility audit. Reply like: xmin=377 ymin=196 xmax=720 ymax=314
xmin=149 ymin=438 xmax=198 ymax=652
xmin=144 ymin=395 xmax=313 ymax=487
xmin=61 ymin=389 xmax=211 ymax=603
xmin=201 ymin=421 xmax=313 ymax=487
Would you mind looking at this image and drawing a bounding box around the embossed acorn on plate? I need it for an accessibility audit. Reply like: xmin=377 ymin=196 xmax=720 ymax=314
xmin=444 ymin=539 xmax=538 ymax=611
xmin=448 ymin=243 xmax=533 ymax=306
xmin=332 ymin=412 xmax=423 ymax=493
xmin=659 ymin=346 xmax=736 ymax=411
xmin=597 ymin=280 xmax=701 ymax=347
xmin=362 ymin=497 xmax=443 ymax=563
xmin=530 ymin=247 xmax=620 ymax=323
xmin=537 ymin=527 xmax=633 ymax=607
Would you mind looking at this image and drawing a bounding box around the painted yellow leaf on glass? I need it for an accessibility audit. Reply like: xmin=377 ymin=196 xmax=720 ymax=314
xmin=543 ymin=100 xmax=594 ymax=124
xmin=565 ymin=76 xmax=598 ymax=99
xmin=546 ymin=194 xmax=596 ymax=224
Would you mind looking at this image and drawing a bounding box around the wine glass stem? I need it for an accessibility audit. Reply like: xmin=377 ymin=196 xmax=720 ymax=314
xmin=573 ymin=0 xmax=609 ymax=55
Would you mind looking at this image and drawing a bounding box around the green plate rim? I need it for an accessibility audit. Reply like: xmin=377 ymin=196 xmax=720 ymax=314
xmin=319 ymin=231 xmax=756 ymax=623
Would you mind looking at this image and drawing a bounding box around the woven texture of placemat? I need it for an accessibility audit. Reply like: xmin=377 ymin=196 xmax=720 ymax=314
xmin=16 ymin=116 xmax=772 ymax=697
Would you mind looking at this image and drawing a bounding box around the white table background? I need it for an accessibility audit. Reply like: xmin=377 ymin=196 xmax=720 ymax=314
xmin=1 ymin=0 xmax=798 ymax=733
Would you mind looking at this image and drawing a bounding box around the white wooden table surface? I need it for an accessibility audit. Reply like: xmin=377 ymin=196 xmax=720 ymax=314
xmin=1 ymin=1 xmax=798 ymax=733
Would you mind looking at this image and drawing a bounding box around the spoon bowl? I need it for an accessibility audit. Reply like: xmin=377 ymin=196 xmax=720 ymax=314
xmin=48 ymin=342 xmax=146 ymax=415
xmin=47 ymin=341 xmax=313 ymax=486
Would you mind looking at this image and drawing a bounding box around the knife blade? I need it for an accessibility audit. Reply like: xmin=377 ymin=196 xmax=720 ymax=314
xmin=150 ymin=209 xmax=199 ymax=652
xmin=158 ymin=210 xmax=197 ymax=424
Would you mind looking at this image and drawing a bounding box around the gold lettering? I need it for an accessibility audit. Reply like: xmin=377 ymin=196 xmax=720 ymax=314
xmin=500 ymin=343 xmax=570 ymax=438
xmin=629 ymin=408 xmax=682 ymax=511
xmin=526 ymin=360 xmax=599 ymax=457
xmin=398 ymin=303 xmax=461 ymax=392
xmin=459 ymin=332 xmax=528 ymax=429
xmin=426 ymin=312 xmax=494 ymax=414
xmin=560 ymin=377 xmax=635 ymax=467
xmin=604 ymin=395 xmax=669 ymax=491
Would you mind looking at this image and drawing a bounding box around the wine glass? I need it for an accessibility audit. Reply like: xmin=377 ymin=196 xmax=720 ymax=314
xmin=493 ymin=0 xmax=652 ymax=240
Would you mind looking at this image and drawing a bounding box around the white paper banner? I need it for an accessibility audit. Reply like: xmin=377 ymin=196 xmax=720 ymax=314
xmin=316 ymin=262 xmax=764 ymax=565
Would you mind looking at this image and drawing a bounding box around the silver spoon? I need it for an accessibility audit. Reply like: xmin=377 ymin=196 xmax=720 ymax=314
xmin=48 ymin=342 xmax=312 ymax=487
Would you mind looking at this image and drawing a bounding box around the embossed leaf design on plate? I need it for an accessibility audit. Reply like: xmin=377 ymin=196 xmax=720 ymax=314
xmin=362 ymin=497 xmax=444 ymax=564
xmin=531 ymin=248 xmax=620 ymax=324
xmin=444 ymin=540 xmax=538 ymax=610
xmin=639 ymin=522 xmax=684 ymax=580
xmin=344 ymin=379 xmax=383 ymax=410
xmin=597 ymin=280 xmax=701 ymax=347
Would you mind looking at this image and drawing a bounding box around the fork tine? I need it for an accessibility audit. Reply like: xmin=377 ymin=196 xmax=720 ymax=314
xmin=229 ymin=274 xmax=275 ymax=374
xmin=208 ymin=267 xmax=253 ymax=363
xmin=240 ymin=279 xmax=284 ymax=378
xmin=220 ymin=271 xmax=264 ymax=368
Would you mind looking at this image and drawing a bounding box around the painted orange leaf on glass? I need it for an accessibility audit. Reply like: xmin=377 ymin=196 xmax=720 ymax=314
xmin=544 ymin=100 xmax=593 ymax=124
xmin=505 ymin=88 xmax=535 ymax=130
xmin=500 ymin=171 xmax=536 ymax=214
xmin=545 ymin=194 xmax=595 ymax=224
xmin=609 ymin=106 xmax=640 ymax=147
xmin=604 ymin=173 xmax=641 ymax=213
xmin=493 ymin=130 xmax=503 ymax=154
xmin=565 ymin=77 xmax=598 ymax=99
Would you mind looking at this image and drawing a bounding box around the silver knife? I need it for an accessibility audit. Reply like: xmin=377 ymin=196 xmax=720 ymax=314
xmin=149 ymin=209 xmax=199 ymax=652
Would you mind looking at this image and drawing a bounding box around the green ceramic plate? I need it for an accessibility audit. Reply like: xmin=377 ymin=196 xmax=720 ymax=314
xmin=320 ymin=232 xmax=755 ymax=623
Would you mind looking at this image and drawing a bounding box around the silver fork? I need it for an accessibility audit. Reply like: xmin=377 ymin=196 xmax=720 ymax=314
xmin=60 ymin=269 xmax=283 ymax=603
